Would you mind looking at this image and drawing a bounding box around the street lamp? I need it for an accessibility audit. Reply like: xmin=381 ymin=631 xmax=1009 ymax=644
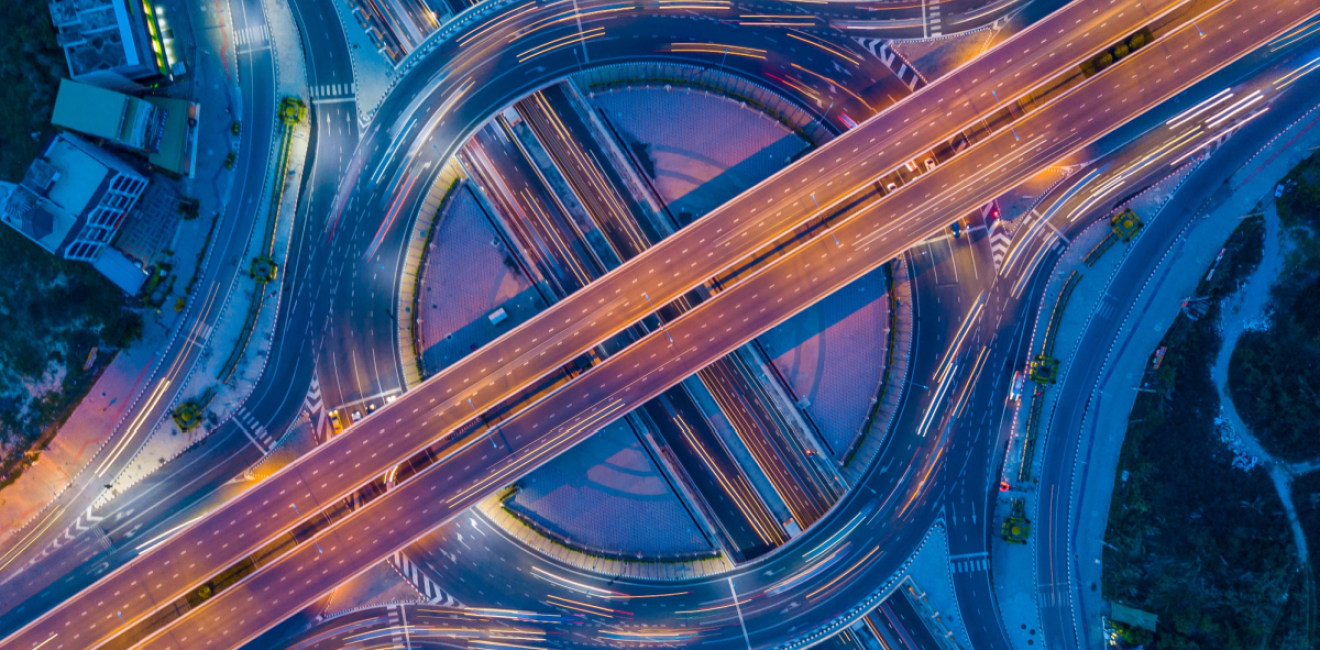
xmin=991 ymin=90 xmax=1021 ymax=141
xmin=642 ymin=293 xmax=675 ymax=345
xmin=469 ymin=398 xmax=499 ymax=449
xmin=811 ymin=194 xmax=841 ymax=247
xmin=289 ymin=504 xmax=323 ymax=554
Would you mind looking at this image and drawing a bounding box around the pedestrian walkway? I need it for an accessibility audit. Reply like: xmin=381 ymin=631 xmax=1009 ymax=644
xmin=993 ymin=157 xmax=1205 ymax=650
xmin=103 ymin=0 xmax=314 ymax=494
xmin=1209 ymin=202 xmax=1315 ymax=570
xmin=0 ymin=320 xmax=168 ymax=549
xmin=993 ymin=103 xmax=1320 ymax=650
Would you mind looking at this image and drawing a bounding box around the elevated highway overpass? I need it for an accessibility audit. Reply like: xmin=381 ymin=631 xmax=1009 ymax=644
xmin=114 ymin=2 xmax=1320 ymax=647
xmin=3 ymin=0 xmax=1300 ymax=647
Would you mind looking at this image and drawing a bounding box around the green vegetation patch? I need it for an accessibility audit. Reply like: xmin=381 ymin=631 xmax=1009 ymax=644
xmin=1291 ymin=471 xmax=1320 ymax=648
xmin=1230 ymin=152 xmax=1320 ymax=463
xmin=1229 ymin=272 xmax=1320 ymax=462
xmin=0 ymin=2 xmax=63 ymax=182
xmin=0 ymin=229 xmax=143 ymax=485
xmin=1102 ymin=218 xmax=1308 ymax=650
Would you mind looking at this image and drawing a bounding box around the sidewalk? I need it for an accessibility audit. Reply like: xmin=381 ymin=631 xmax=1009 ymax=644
xmin=996 ymin=103 xmax=1320 ymax=650
xmin=0 ymin=0 xmax=244 ymax=547
xmin=0 ymin=320 xmax=166 ymax=548
xmin=102 ymin=0 xmax=313 ymax=496
xmin=992 ymin=156 xmax=1205 ymax=650
xmin=902 ymin=522 xmax=976 ymax=649
xmin=322 ymin=0 xmax=398 ymax=125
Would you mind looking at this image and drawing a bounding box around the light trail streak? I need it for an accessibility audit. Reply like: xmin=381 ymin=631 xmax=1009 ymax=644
xmin=1204 ymin=90 xmax=1264 ymax=128
xmin=1165 ymin=88 xmax=1232 ymax=127
xmin=134 ymin=515 xmax=206 ymax=552
xmin=791 ymin=63 xmax=873 ymax=111
xmin=787 ymin=30 xmax=859 ymax=65
xmin=457 ymin=2 xmax=537 ymax=47
xmin=763 ymin=71 xmax=823 ymax=103
xmin=915 ymin=364 xmax=958 ymax=439
xmin=805 ymin=545 xmax=880 ymax=600
xmin=933 ymin=292 xmax=986 ymax=385
xmin=764 ymin=544 xmax=852 ymax=596
xmin=516 ymin=27 xmax=605 ymax=62
xmin=661 ymin=42 xmax=766 ymax=59
xmin=802 ymin=503 xmax=872 ymax=561
xmin=672 ymin=415 xmax=784 ymax=545
xmin=951 ymin=347 xmax=991 ymax=420
xmin=1275 ymin=55 xmax=1320 ymax=89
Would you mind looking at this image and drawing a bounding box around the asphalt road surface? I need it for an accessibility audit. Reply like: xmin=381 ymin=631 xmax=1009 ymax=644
xmin=0 ymin=2 xmax=1161 ymax=647
xmin=100 ymin=2 xmax=1320 ymax=648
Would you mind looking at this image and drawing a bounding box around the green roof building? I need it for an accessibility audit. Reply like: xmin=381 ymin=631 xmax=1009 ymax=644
xmin=52 ymin=78 xmax=166 ymax=153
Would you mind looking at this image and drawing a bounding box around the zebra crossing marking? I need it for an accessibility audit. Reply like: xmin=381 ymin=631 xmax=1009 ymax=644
xmin=386 ymin=605 xmax=406 ymax=648
xmin=1040 ymin=585 xmax=1065 ymax=606
xmin=310 ymin=83 xmax=357 ymax=103
xmin=854 ymin=38 xmax=927 ymax=92
xmin=390 ymin=551 xmax=461 ymax=606
xmin=952 ymin=557 xmax=988 ymax=573
xmin=233 ymin=407 xmax=275 ymax=453
xmin=234 ymin=24 xmax=268 ymax=47
xmin=928 ymin=0 xmax=942 ymax=37
xmin=1096 ymin=295 xmax=1117 ymax=320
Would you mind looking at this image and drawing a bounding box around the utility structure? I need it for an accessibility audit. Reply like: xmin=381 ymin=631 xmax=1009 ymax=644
xmin=1110 ymin=207 xmax=1144 ymax=241
xmin=172 ymin=387 xmax=216 ymax=431
xmin=1001 ymin=498 xmax=1031 ymax=544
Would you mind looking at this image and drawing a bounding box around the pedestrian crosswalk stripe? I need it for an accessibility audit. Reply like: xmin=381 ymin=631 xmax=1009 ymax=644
xmin=854 ymin=38 xmax=928 ymax=92
xmin=311 ymin=83 xmax=357 ymax=101
xmin=234 ymin=24 xmax=268 ymax=46
xmin=953 ymin=558 xmax=988 ymax=573
xmin=233 ymin=407 xmax=275 ymax=453
xmin=390 ymin=551 xmax=461 ymax=606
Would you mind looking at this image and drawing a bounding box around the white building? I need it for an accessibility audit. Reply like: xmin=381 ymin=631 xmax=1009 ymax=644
xmin=1 ymin=133 xmax=148 ymax=262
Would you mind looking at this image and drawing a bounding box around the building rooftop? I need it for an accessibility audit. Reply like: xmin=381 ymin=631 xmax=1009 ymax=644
xmin=48 ymin=0 xmax=167 ymax=85
xmin=1 ymin=133 xmax=131 ymax=256
xmin=42 ymin=137 xmax=111 ymax=213
xmin=53 ymin=79 xmax=166 ymax=152
xmin=144 ymin=96 xmax=196 ymax=175
xmin=2 ymin=184 xmax=79 ymax=254
xmin=50 ymin=0 xmax=130 ymax=76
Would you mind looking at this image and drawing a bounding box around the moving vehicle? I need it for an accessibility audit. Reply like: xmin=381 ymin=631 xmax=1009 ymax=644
xmin=1009 ymin=370 xmax=1025 ymax=402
